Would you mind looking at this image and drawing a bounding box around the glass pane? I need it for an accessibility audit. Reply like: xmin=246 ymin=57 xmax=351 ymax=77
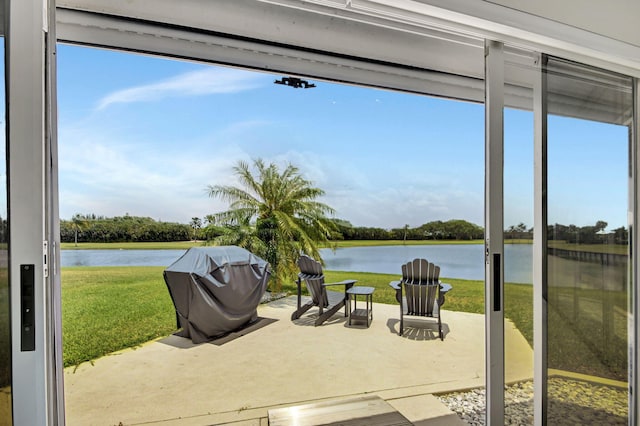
xmin=0 ymin=35 xmax=10 ymax=426
xmin=546 ymin=56 xmax=631 ymax=424
xmin=504 ymin=50 xmax=536 ymax=423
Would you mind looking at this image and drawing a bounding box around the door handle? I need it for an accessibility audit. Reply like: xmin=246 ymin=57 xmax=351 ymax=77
xmin=21 ymin=264 xmax=35 ymax=351
xmin=493 ymin=253 xmax=501 ymax=312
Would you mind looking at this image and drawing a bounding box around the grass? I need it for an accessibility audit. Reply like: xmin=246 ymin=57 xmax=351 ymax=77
xmin=548 ymin=240 xmax=627 ymax=255
xmin=61 ymin=266 xmax=176 ymax=367
xmin=547 ymin=286 xmax=628 ymax=381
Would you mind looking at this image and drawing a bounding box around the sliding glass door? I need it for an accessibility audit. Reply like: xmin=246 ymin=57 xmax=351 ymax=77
xmin=487 ymin=45 xmax=636 ymax=425
xmin=543 ymin=57 xmax=632 ymax=424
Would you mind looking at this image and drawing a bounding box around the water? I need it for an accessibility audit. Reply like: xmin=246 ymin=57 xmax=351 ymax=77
xmin=61 ymin=249 xmax=188 ymax=267
xmin=60 ymin=244 xmax=533 ymax=283
xmin=320 ymin=244 xmax=532 ymax=283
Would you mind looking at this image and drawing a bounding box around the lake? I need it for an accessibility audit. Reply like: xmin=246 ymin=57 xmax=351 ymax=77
xmin=321 ymin=244 xmax=532 ymax=283
xmin=60 ymin=244 xmax=533 ymax=283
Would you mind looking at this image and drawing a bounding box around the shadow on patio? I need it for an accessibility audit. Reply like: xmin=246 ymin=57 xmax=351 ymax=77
xmin=63 ymin=296 xmax=532 ymax=425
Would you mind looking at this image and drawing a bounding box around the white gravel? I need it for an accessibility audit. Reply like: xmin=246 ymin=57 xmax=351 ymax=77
xmin=437 ymin=378 xmax=627 ymax=425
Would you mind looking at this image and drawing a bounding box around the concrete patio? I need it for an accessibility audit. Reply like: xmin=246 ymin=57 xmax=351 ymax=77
xmin=63 ymin=296 xmax=533 ymax=425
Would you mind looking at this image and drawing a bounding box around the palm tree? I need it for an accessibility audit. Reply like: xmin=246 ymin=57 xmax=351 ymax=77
xmin=71 ymin=214 xmax=89 ymax=247
xmin=189 ymin=217 xmax=202 ymax=241
xmin=209 ymin=211 xmax=266 ymax=256
xmin=207 ymin=159 xmax=337 ymax=289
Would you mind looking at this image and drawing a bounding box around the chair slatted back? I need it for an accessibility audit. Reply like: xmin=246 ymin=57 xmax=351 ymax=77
xmin=297 ymin=255 xmax=329 ymax=307
xmin=401 ymin=258 xmax=440 ymax=316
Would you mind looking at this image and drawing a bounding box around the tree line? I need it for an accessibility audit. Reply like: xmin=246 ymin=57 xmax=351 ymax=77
xmin=549 ymin=221 xmax=628 ymax=245
xmin=60 ymin=214 xmax=628 ymax=247
xmin=60 ymin=214 xmax=486 ymax=244
xmin=60 ymin=214 xmax=192 ymax=244
xmin=332 ymin=219 xmax=484 ymax=241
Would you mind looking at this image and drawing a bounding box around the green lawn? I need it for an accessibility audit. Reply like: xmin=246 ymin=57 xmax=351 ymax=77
xmin=61 ymin=266 xmax=176 ymax=367
xmin=548 ymin=240 xmax=628 ymax=255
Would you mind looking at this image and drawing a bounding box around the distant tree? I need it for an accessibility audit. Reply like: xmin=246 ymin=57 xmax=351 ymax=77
xmin=515 ymin=223 xmax=527 ymax=233
xmin=505 ymin=222 xmax=530 ymax=240
xmin=207 ymin=159 xmax=336 ymax=289
xmin=71 ymin=213 xmax=90 ymax=247
xmin=189 ymin=217 xmax=202 ymax=241
xmin=613 ymin=226 xmax=628 ymax=244
xmin=595 ymin=220 xmax=608 ymax=233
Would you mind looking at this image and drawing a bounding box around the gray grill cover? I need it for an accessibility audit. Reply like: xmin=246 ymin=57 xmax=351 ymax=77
xmin=163 ymin=246 xmax=271 ymax=343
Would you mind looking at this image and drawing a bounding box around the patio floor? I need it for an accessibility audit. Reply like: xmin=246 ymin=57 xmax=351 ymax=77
xmin=63 ymin=296 xmax=533 ymax=425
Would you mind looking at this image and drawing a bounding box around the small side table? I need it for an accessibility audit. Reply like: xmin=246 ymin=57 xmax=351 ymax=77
xmin=347 ymin=286 xmax=375 ymax=327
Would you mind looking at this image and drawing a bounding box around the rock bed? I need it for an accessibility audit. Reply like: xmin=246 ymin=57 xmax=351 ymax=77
xmin=437 ymin=377 xmax=627 ymax=425
xmin=260 ymin=291 xmax=288 ymax=304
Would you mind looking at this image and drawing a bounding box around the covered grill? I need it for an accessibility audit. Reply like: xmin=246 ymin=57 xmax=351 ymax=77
xmin=163 ymin=246 xmax=271 ymax=343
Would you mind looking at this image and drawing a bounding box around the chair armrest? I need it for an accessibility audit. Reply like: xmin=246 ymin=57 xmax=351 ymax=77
xmin=389 ymin=280 xmax=403 ymax=304
xmin=322 ymin=279 xmax=357 ymax=287
xmin=437 ymin=282 xmax=452 ymax=308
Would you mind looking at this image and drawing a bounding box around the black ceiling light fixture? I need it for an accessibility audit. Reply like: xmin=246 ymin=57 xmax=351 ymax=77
xmin=274 ymin=76 xmax=316 ymax=89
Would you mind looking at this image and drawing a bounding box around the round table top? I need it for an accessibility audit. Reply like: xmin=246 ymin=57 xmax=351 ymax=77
xmin=347 ymin=286 xmax=375 ymax=295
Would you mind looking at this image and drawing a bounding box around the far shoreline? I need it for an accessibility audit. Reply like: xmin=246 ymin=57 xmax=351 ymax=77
xmin=60 ymin=239 xmax=492 ymax=250
xmin=60 ymin=239 xmax=539 ymax=251
xmin=60 ymin=239 xmax=629 ymax=256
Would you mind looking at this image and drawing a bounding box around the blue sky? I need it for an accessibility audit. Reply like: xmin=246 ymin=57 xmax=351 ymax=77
xmin=56 ymin=44 xmax=629 ymax=230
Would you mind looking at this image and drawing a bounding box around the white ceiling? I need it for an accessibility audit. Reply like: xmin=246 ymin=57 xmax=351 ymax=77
xmin=53 ymin=0 xmax=633 ymax=125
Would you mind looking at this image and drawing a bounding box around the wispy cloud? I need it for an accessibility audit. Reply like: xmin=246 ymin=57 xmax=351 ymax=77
xmin=96 ymin=67 xmax=266 ymax=110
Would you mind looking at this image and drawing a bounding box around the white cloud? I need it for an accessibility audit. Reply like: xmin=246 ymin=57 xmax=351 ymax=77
xmin=57 ymin=123 xmax=252 ymax=222
xmin=96 ymin=67 xmax=266 ymax=110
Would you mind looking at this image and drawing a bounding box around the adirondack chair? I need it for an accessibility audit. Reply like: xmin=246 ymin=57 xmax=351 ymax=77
xmin=389 ymin=258 xmax=452 ymax=340
xmin=291 ymin=254 xmax=357 ymax=326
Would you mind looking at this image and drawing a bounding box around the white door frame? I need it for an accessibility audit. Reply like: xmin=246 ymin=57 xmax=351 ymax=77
xmin=532 ymin=54 xmax=548 ymax=426
xmin=484 ymin=39 xmax=505 ymax=425
xmin=7 ymin=0 xmax=63 ymax=424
